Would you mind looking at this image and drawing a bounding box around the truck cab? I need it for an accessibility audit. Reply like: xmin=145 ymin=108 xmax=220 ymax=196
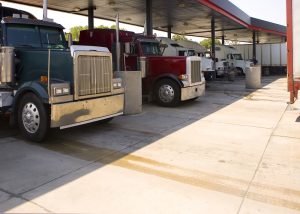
xmin=79 ymin=29 xmax=205 ymax=107
xmin=215 ymin=45 xmax=252 ymax=75
xmin=227 ymin=53 xmax=253 ymax=74
xmin=156 ymin=37 xmax=195 ymax=56
xmin=0 ymin=16 xmax=124 ymax=142
xmin=177 ymin=40 xmax=215 ymax=80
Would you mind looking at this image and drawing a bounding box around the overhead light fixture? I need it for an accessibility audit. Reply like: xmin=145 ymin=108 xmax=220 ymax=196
xmin=73 ymin=6 xmax=96 ymax=12
xmin=73 ymin=7 xmax=81 ymax=12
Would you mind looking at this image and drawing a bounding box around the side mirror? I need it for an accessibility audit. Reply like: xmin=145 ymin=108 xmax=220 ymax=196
xmin=159 ymin=43 xmax=168 ymax=49
xmin=159 ymin=43 xmax=168 ymax=55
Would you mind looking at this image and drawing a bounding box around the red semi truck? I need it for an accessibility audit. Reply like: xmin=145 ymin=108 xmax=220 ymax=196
xmin=287 ymin=0 xmax=300 ymax=103
xmin=79 ymin=29 xmax=205 ymax=107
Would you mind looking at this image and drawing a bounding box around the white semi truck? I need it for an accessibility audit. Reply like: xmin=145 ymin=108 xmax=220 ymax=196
xmin=156 ymin=37 xmax=195 ymax=57
xmin=157 ymin=37 xmax=216 ymax=80
xmin=215 ymin=45 xmax=253 ymax=75
xmin=233 ymin=43 xmax=287 ymax=74
xmin=177 ymin=40 xmax=215 ymax=79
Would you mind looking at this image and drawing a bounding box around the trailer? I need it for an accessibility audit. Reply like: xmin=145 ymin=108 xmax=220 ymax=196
xmin=233 ymin=43 xmax=287 ymax=74
xmin=287 ymin=0 xmax=300 ymax=103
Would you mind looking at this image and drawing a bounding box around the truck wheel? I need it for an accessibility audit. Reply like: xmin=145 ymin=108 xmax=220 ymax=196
xmin=18 ymin=93 xmax=49 ymax=142
xmin=155 ymin=79 xmax=180 ymax=107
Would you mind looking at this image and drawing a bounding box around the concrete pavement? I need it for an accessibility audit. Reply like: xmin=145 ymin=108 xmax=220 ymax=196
xmin=0 ymin=76 xmax=299 ymax=213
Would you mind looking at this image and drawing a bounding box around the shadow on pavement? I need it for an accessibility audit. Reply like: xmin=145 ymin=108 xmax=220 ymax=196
xmin=0 ymin=76 xmax=288 ymax=212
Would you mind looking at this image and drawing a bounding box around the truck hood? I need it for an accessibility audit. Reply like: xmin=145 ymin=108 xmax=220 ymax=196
xmin=145 ymin=56 xmax=187 ymax=77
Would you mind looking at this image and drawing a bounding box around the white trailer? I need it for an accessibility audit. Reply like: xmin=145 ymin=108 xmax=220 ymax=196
xmin=233 ymin=43 xmax=287 ymax=73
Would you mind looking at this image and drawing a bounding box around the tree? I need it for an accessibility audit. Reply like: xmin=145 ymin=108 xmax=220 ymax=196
xmin=199 ymin=38 xmax=221 ymax=49
xmin=69 ymin=25 xmax=126 ymax=41
xmin=69 ymin=26 xmax=88 ymax=41
xmin=172 ymin=34 xmax=188 ymax=41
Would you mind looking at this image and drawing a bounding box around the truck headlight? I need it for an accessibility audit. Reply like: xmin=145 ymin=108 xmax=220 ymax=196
xmin=178 ymin=74 xmax=188 ymax=81
xmin=51 ymin=83 xmax=71 ymax=97
xmin=113 ymin=78 xmax=122 ymax=89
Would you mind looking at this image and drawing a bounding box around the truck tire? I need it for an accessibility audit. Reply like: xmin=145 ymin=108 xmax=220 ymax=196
xmin=18 ymin=93 xmax=49 ymax=142
xmin=155 ymin=79 xmax=180 ymax=107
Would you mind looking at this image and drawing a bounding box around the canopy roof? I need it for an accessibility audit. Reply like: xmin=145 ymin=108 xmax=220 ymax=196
xmin=5 ymin=0 xmax=286 ymax=43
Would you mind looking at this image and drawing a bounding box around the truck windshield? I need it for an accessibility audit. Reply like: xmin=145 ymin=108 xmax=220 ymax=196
xmin=233 ymin=54 xmax=243 ymax=60
xmin=40 ymin=27 xmax=66 ymax=49
xmin=141 ymin=42 xmax=161 ymax=56
xmin=6 ymin=24 xmax=67 ymax=49
xmin=188 ymin=50 xmax=195 ymax=56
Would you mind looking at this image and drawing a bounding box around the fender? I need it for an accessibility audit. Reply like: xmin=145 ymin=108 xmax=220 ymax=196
xmin=9 ymin=81 xmax=49 ymax=127
xmin=14 ymin=81 xmax=49 ymax=105
xmin=153 ymin=73 xmax=184 ymax=88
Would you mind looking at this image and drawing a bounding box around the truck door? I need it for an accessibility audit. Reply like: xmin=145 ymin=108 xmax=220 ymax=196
xmin=227 ymin=54 xmax=234 ymax=68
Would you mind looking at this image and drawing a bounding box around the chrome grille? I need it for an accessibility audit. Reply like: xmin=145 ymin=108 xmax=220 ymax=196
xmin=191 ymin=60 xmax=202 ymax=83
xmin=77 ymin=55 xmax=112 ymax=98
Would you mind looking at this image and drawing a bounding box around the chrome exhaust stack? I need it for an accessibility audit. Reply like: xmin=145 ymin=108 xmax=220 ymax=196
xmin=0 ymin=47 xmax=15 ymax=85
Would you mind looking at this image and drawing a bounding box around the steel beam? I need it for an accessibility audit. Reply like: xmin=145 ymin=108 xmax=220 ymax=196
xmin=146 ymin=0 xmax=153 ymax=36
xmin=222 ymin=35 xmax=225 ymax=45
xmin=211 ymin=15 xmax=216 ymax=80
xmin=211 ymin=15 xmax=216 ymax=59
xmin=167 ymin=25 xmax=172 ymax=39
xmin=88 ymin=5 xmax=94 ymax=30
xmin=253 ymin=31 xmax=257 ymax=64
xmin=43 ymin=0 xmax=48 ymax=20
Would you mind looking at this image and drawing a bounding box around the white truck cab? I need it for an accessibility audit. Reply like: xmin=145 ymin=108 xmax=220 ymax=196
xmin=162 ymin=39 xmax=215 ymax=80
xmin=216 ymin=45 xmax=253 ymax=75
xmin=156 ymin=37 xmax=194 ymax=56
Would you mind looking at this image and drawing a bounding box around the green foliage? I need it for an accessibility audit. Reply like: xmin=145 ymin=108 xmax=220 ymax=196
xmin=199 ymin=38 xmax=221 ymax=49
xmin=172 ymin=34 xmax=188 ymax=41
xmin=69 ymin=25 xmax=126 ymax=41
xmin=69 ymin=26 xmax=88 ymax=41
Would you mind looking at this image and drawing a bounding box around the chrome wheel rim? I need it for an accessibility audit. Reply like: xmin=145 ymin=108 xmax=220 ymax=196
xmin=22 ymin=102 xmax=40 ymax=134
xmin=158 ymin=84 xmax=175 ymax=103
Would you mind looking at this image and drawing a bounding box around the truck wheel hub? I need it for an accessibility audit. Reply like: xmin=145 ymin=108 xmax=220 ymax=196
xmin=159 ymin=85 xmax=175 ymax=103
xmin=22 ymin=103 xmax=40 ymax=134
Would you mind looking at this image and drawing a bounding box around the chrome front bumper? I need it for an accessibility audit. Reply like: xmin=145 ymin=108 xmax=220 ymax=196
xmin=50 ymin=93 xmax=124 ymax=129
xmin=181 ymin=82 xmax=205 ymax=101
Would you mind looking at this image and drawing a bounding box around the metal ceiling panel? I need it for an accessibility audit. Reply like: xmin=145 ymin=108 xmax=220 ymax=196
xmin=4 ymin=0 xmax=286 ymax=43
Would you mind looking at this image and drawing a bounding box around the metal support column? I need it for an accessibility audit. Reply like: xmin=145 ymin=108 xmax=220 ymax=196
xmin=43 ymin=0 xmax=48 ymax=20
xmin=211 ymin=15 xmax=216 ymax=80
xmin=252 ymin=31 xmax=257 ymax=64
xmin=88 ymin=5 xmax=94 ymax=30
xmin=222 ymin=35 xmax=225 ymax=45
xmin=167 ymin=25 xmax=172 ymax=39
xmin=146 ymin=0 xmax=153 ymax=36
xmin=211 ymin=16 xmax=216 ymax=59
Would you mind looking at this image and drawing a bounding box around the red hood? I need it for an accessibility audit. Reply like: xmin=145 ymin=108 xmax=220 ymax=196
xmin=145 ymin=55 xmax=187 ymax=77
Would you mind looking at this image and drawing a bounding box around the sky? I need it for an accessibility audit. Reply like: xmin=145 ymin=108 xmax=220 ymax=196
xmin=0 ymin=0 xmax=286 ymax=42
